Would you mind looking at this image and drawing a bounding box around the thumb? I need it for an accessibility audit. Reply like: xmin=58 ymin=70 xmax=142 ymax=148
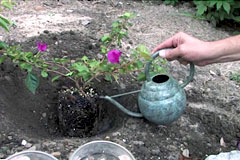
xmin=160 ymin=48 xmax=181 ymax=61
xmin=158 ymin=50 xmax=166 ymax=58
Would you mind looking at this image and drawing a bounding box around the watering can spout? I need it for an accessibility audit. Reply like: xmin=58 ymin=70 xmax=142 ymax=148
xmin=100 ymin=94 xmax=143 ymax=118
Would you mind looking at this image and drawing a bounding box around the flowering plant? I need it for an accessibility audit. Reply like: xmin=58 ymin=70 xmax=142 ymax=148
xmin=0 ymin=12 xmax=167 ymax=97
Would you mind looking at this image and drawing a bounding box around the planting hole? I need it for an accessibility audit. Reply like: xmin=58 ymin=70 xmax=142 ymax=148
xmin=0 ymin=31 xmax=124 ymax=138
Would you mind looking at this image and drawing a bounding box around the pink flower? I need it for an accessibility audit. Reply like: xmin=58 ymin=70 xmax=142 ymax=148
xmin=107 ymin=49 xmax=122 ymax=64
xmin=37 ymin=42 xmax=47 ymax=52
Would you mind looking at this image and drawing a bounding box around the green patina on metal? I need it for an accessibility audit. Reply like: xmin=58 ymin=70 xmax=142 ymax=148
xmin=100 ymin=49 xmax=195 ymax=125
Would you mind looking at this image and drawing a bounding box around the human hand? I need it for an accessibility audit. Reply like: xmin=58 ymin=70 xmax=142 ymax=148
xmin=152 ymin=32 xmax=216 ymax=66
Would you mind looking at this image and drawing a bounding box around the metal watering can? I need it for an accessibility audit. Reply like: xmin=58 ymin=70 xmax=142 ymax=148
xmin=100 ymin=48 xmax=195 ymax=125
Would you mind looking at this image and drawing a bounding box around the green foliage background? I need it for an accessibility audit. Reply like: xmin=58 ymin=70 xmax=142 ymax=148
xmin=0 ymin=0 xmax=16 ymax=31
xmin=164 ymin=0 xmax=240 ymax=27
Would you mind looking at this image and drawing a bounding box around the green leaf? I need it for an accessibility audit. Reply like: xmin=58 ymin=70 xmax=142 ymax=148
xmin=0 ymin=15 xmax=11 ymax=25
xmin=136 ymin=45 xmax=152 ymax=61
xmin=112 ymin=26 xmax=121 ymax=33
xmin=24 ymin=52 xmax=33 ymax=59
xmin=119 ymin=12 xmax=135 ymax=19
xmin=155 ymin=66 xmax=165 ymax=73
xmin=219 ymin=11 xmax=225 ymax=21
xmin=233 ymin=16 xmax=240 ymax=22
xmin=119 ymin=68 xmax=126 ymax=73
xmin=196 ymin=4 xmax=207 ymax=16
xmin=216 ymin=1 xmax=223 ymax=10
xmin=81 ymin=56 xmax=89 ymax=62
xmin=136 ymin=61 xmax=144 ymax=68
xmin=123 ymin=12 xmax=131 ymax=18
xmin=105 ymin=73 xmax=112 ymax=82
xmin=137 ymin=72 xmax=146 ymax=81
xmin=0 ymin=41 xmax=8 ymax=49
xmin=1 ymin=0 xmax=16 ymax=9
xmin=128 ymin=64 xmax=134 ymax=71
xmin=20 ymin=63 xmax=32 ymax=72
xmin=65 ymin=72 xmax=74 ymax=77
xmin=209 ymin=1 xmax=217 ymax=8
xmin=100 ymin=45 xmax=107 ymax=54
xmin=0 ymin=56 xmax=6 ymax=64
xmin=72 ymin=63 xmax=89 ymax=72
xmin=81 ymin=72 xmax=91 ymax=81
xmin=112 ymin=21 xmax=120 ymax=28
xmin=89 ymin=60 xmax=100 ymax=69
xmin=0 ymin=16 xmax=10 ymax=31
xmin=101 ymin=35 xmax=111 ymax=42
xmin=54 ymin=58 xmax=70 ymax=63
xmin=113 ymin=74 xmax=119 ymax=82
xmin=120 ymin=31 xmax=128 ymax=37
xmin=223 ymin=2 xmax=230 ymax=14
xmin=51 ymin=75 xmax=61 ymax=82
xmin=41 ymin=70 xmax=48 ymax=78
xmin=25 ymin=72 xmax=39 ymax=94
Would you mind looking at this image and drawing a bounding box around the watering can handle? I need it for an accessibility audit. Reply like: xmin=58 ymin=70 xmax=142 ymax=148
xmin=145 ymin=48 xmax=195 ymax=88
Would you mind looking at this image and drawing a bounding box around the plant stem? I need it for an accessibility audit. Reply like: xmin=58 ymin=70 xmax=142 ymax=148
xmin=75 ymin=80 xmax=88 ymax=98
xmin=44 ymin=61 xmax=71 ymax=73
xmin=83 ymin=72 xmax=100 ymax=88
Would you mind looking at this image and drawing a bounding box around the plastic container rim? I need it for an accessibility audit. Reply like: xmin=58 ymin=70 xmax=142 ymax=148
xmin=69 ymin=140 xmax=136 ymax=160
xmin=6 ymin=150 xmax=58 ymax=160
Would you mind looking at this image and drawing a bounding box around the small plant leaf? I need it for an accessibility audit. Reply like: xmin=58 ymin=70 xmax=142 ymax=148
xmin=209 ymin=1 xmax=217 ymax=8
xmin=0 ymin=56 xmax=6 ymax=64
xmin=120 ymin=31 xmax=128 ymax=37
xmin=105 ymin=73 xmax=112 ymax=82
xmin=100 ymin=45 xmax=107 ymax=54
xmin=54 ymin=58 xmax=69 ymax=63
xmin=0 ymin=16 xmax=10 ymax=31
xmin=112 ymin=21 xmax=120 ymax=28
xmin=137 ymin=72 xmax=146 ymax=81
xmin=25 ymin=72 xmax=39 ymax=94
xmin=20 ymin=62 xmax=32 ymax=72
xmin=0 ymin=41 xmax=8 ymax=49
xmin=51 ymin=75 xmax=61 ymax=82
xmin=216 ymin=1 xmax=223 ymax=10
xmin=72 ymin=63 xmax=89 ymax=72
xmin=119 ymin=12 xmax=135 ymax=19
xmin=136 ymin=45 xmax=152 ymax=61
xmin=89 ymin=60 xmax=100 ymax=69
xmin=41 ymin=70 xmax=48 ymax=78
xmin=65 ymin=72 xmax=74 ymax=77
xmin=196 ymin=4 xmax=207 ymax=16
xmin=223 ymin=2 xmax=230 ymax=14
xmin=81 ymin=56 xmax=89 ymax=62
xmin=81 ymin=72 xmax=91 ymax=81
xmin=101 ymin=35 xmax=111 ymax=42
xmin=0 ymin=15 xmax=11 ymax=25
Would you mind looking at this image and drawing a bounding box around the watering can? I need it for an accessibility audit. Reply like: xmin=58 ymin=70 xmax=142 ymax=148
xmin=100 ymin=48 xmax=195 ymax=125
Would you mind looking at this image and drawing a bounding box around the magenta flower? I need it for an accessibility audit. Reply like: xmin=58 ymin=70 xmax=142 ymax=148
xmin=37 ymin=42 xmax=47 ymax=52
xmin=107 ymin=49 xmax=122 ymax=64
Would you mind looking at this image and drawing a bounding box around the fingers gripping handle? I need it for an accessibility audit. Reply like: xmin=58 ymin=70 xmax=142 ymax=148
xmin=145 ymin=48 xmax=195 ymax=88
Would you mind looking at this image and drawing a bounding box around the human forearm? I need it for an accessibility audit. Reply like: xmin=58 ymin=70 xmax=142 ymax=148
xmin=207 ymin=35 xmax=240 ymax=64
xmin=153 ymin=32 xmax=240 ymax=66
